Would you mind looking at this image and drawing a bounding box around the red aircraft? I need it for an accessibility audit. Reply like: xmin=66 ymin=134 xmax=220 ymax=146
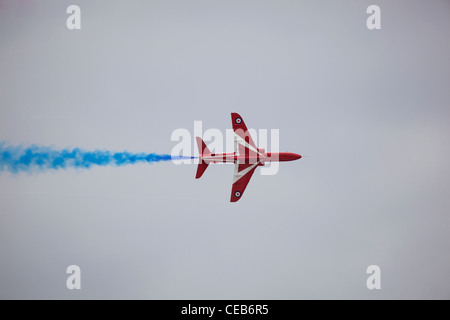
xmin=195 ymin=113 xmax=302 ymax=202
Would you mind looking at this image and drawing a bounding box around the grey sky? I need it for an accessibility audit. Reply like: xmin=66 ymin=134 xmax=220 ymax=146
xmin=1 ymin=0 xmax=449 ymax=299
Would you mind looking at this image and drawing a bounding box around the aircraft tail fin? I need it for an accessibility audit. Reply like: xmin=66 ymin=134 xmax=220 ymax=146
xmin=195 ymin=137 xmax=210 ymax=179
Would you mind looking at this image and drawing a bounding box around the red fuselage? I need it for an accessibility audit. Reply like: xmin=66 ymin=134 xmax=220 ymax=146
xmin=200 ymin=152 xmax=302 ymax=164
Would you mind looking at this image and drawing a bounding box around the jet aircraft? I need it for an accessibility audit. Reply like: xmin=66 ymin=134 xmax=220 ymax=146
xmin=195 ymin=113 xmax=302 ymax=202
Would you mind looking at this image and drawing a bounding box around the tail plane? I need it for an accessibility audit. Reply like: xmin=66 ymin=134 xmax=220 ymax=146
xmin=195 ymin=137 xmax=210 ymax=179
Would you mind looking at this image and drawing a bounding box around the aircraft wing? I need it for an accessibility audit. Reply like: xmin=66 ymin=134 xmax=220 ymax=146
xmin=230 ymin=161 xmax=260 ymax=202
xmin=231 ymin=113 xmax=259 ymax=157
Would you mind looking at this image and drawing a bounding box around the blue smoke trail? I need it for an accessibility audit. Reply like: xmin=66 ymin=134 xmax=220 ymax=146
xmin=0 ymin=143 xmax=194 ymax=174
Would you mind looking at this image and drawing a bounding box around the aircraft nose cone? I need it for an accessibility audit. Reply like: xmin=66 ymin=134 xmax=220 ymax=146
xmin=280 ymin=152 xmax=302 ymax=161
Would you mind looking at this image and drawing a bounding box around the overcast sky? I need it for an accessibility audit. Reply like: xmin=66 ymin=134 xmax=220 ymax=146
xmin=1 ymin=0 xmax=449 ymax=299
